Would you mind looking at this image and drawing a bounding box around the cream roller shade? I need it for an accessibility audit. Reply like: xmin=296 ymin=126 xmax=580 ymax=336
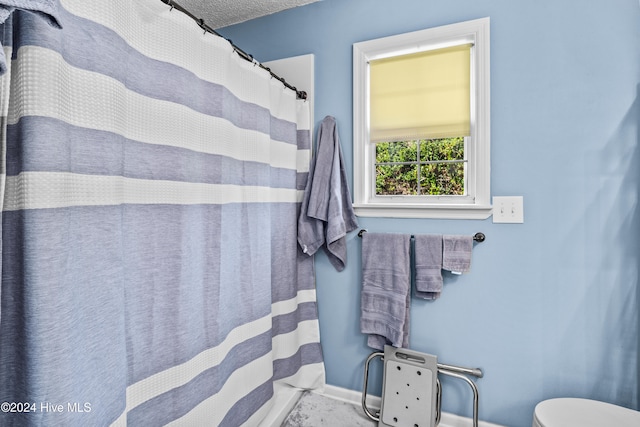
xmin=369 ymin=43 xmax=472 ymax=143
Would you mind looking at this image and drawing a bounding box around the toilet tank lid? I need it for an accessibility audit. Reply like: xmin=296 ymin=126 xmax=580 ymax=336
xmin=534 ymin=398 xmax=640 ymax=427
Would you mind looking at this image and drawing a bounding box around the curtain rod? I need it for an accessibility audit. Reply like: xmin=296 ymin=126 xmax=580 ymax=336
xmin=159 ymin=0 xmax=307 ymax=100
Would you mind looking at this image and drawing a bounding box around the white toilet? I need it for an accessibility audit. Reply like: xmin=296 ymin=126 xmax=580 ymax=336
xmin=533 ymin=398 xmax=640 ymax=427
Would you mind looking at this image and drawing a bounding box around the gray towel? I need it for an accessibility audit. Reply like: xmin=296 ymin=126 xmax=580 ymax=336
xmin=442 ymin=235 xmax=473 ymax=273
xmin=360 ymin=233 xmax=411 ymax=349
xmin=297 ymin=116 xmax=358 ymax=272
xmin=0 ymin=0 xmax=62 ymax=74
xmin=414 ymin=234 xmax=443 ymax=300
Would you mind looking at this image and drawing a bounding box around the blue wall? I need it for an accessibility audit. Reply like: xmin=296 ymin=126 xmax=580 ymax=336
xmin=221 ymin=1 xmax=640 ymax=426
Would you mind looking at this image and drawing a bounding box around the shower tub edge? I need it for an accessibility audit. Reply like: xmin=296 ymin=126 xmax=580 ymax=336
xmin=257 ymin=382 xmax=505 ymax=427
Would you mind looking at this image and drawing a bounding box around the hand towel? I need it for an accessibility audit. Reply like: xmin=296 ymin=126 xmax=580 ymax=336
xmin=442 ymin=235 xmax=473 ymax=274
xmin=0 ymin=0 xmax=62 ymax=75
xmin=298 ymin=116 xmax=358 ymax=272
xmin=360 ymin=232 xmax=411 ymax=350
xmin=413 ymin=234 xmax=443 ymax=300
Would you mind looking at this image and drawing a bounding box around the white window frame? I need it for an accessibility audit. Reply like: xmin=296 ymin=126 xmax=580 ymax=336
xmin=352 ymin=17 xmax=491 ymax=219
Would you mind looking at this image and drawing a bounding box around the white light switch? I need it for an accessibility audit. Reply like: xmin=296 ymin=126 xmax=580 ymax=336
xmin=492 ymin=196 xmax=524 ymax=223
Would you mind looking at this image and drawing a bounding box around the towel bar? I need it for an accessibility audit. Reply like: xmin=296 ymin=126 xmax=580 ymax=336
xmin=357 ymin=229 xmax=486 ymax=243
xmin=362 ymin=349 xmax=483 ymax=427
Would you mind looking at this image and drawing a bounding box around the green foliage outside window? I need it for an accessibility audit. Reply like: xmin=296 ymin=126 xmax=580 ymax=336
xmin=375 ymin=137 xmax=465 ymax=196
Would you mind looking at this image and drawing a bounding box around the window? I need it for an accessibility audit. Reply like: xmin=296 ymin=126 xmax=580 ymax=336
xmin=353 ymin=18 xmax=491 ymax=219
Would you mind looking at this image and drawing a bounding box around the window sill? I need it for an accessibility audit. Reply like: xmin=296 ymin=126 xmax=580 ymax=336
xmin=353 ymin=203 xmax=493 ymax=219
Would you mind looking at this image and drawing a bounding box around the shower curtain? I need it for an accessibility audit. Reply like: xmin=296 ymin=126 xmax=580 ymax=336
xmin=0 ymin=1 xmax=324 ymax=426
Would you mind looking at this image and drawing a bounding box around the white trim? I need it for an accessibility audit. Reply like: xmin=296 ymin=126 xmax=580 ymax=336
xmin=353 ymin=18 xmax=491 ymax=219
xmin=353 ymin=203 xmax=493 ymax=219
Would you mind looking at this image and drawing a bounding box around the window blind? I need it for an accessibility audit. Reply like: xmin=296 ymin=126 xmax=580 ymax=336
xmin=369 ymin=43 xmax=472 ymax=143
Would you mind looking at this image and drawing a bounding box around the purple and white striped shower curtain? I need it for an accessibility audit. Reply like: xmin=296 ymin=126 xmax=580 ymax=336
xmin=0 ymin=1 xmax=324 ymax=425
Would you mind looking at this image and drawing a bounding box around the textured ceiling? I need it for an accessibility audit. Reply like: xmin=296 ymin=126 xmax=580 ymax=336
xmin=178 ymin=0 xmax=321 ymax=29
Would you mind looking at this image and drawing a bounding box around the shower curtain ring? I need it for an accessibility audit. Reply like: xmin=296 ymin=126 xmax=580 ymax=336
xmin=197 ymin=18 xmax=207 ymax=35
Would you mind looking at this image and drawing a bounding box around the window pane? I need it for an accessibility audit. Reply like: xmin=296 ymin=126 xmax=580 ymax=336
xmin=376 ymin=163 xmax=418 ymax=195
xmin=420 ymin=137 xmax=465 ymax=162
xmin=376 ymin=141 xmax=418 ymax=164
xmin=421 ymin=163 xmax=465 ymax=195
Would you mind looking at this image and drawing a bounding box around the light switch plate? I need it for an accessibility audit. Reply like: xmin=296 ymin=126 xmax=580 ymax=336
xmin=492 ymin=196 xmax=524 ymax=223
